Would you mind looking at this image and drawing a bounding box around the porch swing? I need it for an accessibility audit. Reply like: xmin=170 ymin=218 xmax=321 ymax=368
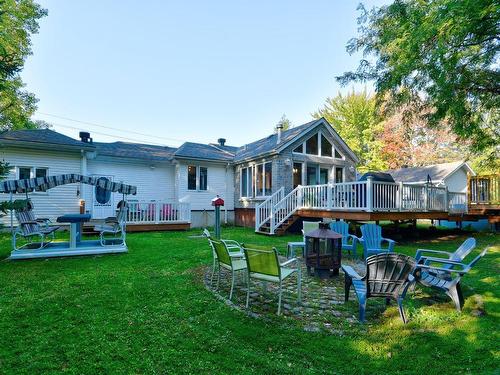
xmin=0 ymin=174 xmax=137 ymax=260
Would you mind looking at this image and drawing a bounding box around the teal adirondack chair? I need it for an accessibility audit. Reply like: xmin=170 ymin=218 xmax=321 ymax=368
xmin=415 ymin=238 xmax=476 ymax=272
xmin=359 ymin=224 xmax=395 ymax=259
xmin=416 ymin=247 xmax=489 ymax=311
xmin=329 ymin=221 xmax=359 ymax=257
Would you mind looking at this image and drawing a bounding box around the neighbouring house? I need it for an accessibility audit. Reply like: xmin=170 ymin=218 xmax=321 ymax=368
xmin=386 ymin=161 xmax=476 ymax=193
xmin=0 ymin=118 xmax=358 ymax=229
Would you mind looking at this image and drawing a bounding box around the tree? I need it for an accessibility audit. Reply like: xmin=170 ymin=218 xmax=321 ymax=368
xmin=379 ymin=107 xmax=468 ymax=169
xmin=275 ymin=114 xmax=291 ymax=132
xmin=312 ymin=91 xmax=386 ymax=172
xmin=338 ymin=1 xmax=500 ymax=155
xmin=0 ymin=0 xmax=47 ymax=130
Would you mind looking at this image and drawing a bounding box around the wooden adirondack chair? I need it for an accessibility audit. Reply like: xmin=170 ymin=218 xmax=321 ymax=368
xmin=329 ymin=221 xmax=359 ymax=257
xmin=342 ymin=253 xmax=416 ymax=323
xmin=13 ymin=206 xmax=60 ymax=251
xmin=359 ymin=224 xmax=395 ymax=259
xmin=416 ymin=247 xmax=489 ymax=311
xmin=243 ymin=246 xmax=301 ymax=315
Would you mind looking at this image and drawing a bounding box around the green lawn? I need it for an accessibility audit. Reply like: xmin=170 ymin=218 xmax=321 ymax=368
xmin=0 ymin=227 xmax=498 ymax=374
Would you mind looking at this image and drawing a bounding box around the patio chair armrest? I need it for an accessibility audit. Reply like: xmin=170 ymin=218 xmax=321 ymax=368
xmin=341 ymin=265 xmax=362 ymax=281
xmin=415 ymin=248 xmax=452 ymax=260
xmin=381 ymin=238 xmax=395 ymax=244
xmin=347 ymin=234 xmax=359 ymax=244
xmin=416 ymin=262 xmax=468 ymax=275
xmin=36 ymin=218 xmax=51 ymax=223
xmin=420 ymin=256 xmax=466 ymax=266
xmin=280 ymin=257 xmax=299 ymax=267
xmin=21 ymin=220 xmax=38 ymax=225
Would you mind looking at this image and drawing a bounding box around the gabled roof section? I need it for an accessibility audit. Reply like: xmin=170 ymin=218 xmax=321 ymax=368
xmin=174 ymin=142 xmax=235 ymax=162
xmin=233 ymin=118 xmax=358 ymax=163
xmin=94 ymin=142 xmax=176 ymax=162
xmin=387 ymin=161 xmax=475 ymax=183
xmin=0 ymin=129 xmax=95 ymax=150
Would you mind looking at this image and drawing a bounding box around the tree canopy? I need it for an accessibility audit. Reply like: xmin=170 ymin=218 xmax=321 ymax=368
xmin=312 ymin=91 xmax=386 ymax=173
xmin=338 ymin=0 xmax=500 ymax=154
xmin=0 ymin=0 xmax=47 ymax=130
xmin=275 ymin=114 xmax=291 ymax=132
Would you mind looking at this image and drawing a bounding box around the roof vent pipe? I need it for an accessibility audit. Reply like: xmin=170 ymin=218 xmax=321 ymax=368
xmin=276 ymin=123 xmax=283 ymax=144
xmin=218 ymin=138 xmax=226 ymax=147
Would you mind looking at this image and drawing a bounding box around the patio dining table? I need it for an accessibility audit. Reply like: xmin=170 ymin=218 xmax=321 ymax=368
xmin=56 ymin=214 xmax=91 ymax=249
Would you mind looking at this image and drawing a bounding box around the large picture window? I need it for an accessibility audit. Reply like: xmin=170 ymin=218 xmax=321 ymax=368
xmin=187 ymin=166 xmax=197 ymax=190
xmin=255 ymin=162 xmax=272 ymax=197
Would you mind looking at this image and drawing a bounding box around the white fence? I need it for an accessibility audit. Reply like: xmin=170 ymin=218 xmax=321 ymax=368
xmin=256 ymin=178 xmax=467 ymax=234
xmin=127 ymin=201 xmax=191 ymax=224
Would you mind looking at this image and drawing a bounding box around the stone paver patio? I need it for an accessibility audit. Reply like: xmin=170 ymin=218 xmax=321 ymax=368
xmin=202 ymin=256 xmax=395 ymax=333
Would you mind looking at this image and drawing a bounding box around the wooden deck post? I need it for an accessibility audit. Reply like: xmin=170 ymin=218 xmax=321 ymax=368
xmin=366 ymin=177 xmax=373 ymax=212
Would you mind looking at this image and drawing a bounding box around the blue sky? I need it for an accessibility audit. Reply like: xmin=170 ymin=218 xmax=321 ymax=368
xmin=23 ymin=0 xmax=387 ymax=147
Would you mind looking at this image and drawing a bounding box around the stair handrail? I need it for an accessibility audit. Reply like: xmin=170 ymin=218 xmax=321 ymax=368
xmin=270 ymin=185 xmax=303 ymax=234
xmin=254 ymin=187 xmax=285 ymax=231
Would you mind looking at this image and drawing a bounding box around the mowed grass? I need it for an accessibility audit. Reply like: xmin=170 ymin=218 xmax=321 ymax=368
xmin=0 ymin=227 xmax=498 ymax=374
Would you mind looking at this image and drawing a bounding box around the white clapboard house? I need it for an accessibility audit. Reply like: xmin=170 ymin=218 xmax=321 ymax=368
xmin=0 ymin=118 xmax=359 ymax=230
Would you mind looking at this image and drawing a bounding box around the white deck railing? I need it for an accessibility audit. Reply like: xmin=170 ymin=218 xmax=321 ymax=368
xmin=255 ymin=187 xmax=285 ymax=231
xmin=127 ymin=201 xmax=191 ymax=224
xmin=256 ymin=178 xmax=467 ymax=234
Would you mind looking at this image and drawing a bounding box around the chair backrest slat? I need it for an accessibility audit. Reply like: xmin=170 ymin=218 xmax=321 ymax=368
xmin=451 ymin=238 xmax=476 ymax=262
xmin=361 ymin=224 xmax=382 ymax=249
xmin=243 ymin=247 xmax=280 ymax=278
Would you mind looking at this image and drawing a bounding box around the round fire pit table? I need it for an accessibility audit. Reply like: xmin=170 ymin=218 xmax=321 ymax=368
xmin=305 ymin=222 xmax=342 ymax=278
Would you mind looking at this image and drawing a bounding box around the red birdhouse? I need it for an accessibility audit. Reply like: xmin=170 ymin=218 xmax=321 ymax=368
xmin=211 ymin=195 xmax=224 ymax=207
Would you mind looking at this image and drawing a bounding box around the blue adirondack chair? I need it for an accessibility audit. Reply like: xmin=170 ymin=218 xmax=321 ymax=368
xmin=329 ymin=221 xmax=359 ymax=257
xmin=416 ymin=247 xmax=489 ymax=311
xmin=359 ymin=224 xmax=395 ymax=259
xmin=415 ymin=238 xmax=476 ymax=271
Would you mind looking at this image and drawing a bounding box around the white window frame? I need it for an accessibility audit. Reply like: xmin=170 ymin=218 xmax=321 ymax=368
xmin=334 ymin=166 xmax=344 ymax=183
xmin=291 ymin=131 xmax=344 ymax=159
xmin=187 ymin=165 xmax=208 ymax=191
xmin=240 ymin=166 xmax=253 ymax=198
xmin=254 ymin=161 xmax=272 ymax=197
xmin=15 ymin=166 xmax=49 ymax=194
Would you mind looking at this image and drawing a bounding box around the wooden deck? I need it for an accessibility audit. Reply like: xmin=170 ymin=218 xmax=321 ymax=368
xmin=83 ymin=222 xmax=190 ymax=234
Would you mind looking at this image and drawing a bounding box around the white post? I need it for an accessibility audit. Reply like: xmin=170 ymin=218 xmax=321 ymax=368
xmin=297 ymin=185 xmax=303 ymax=208
xmin=327 ymin=183 xmax=332 ymax=209
xmin=366 ymin=177 xmax=373 ymax=212
xmin=398 ymin=182 xmax=403 ymax=211
xmin=424 ymin=184 xmax=429 ymax=211
xmin=255 ymin=205 xmax=260 ymax=232
xmin=270 ymin=205 xmax=275 ymax=235
xmin=444 ymin=186 xmax=449 ymax=212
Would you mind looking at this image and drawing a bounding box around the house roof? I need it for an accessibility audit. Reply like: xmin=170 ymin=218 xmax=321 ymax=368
xmin=94 ymin=142 xmax=177 ymax=161
xmin=174 ymin=142 xmax=235 ymax=162
xmin=233 ymin=120 xmax=319 ymax=162
xmin=0 ymin=129 xmax=94 ymax=150
xmin=387 ymin=161 xmax=475 ymax=183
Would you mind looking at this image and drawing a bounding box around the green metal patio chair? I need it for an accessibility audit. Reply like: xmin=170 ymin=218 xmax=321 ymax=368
xmin=203 ymin=229 xmax=245 ymax=285
xmin=342 ymin=253 xmax=416 ymax=323
xmin=415 ymin=247 xmax=489 ymax=311
xmin=243 ymin=246 xmax=301 ymax=315
xmin=209 ymin=238 xmax=247 ymax=300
